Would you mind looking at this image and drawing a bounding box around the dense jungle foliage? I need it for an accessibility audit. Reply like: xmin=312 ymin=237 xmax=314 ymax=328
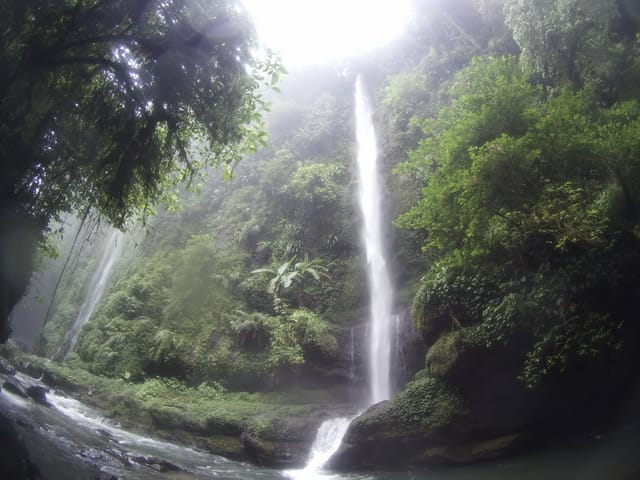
xmin=0 ymin=0 xmax=280 ymax=341
xmin=24 ymin=0 xmax=640 ymax=408
xmin=40 ymin=74 xmax=363 ymax=389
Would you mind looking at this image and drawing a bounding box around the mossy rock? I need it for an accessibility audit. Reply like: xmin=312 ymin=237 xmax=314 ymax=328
xmin=328 ymin=377 xmax=471 ymax=470
xmin=193 ymin=434 xmax=244 ymax=460
xmin=349 ymin=376 xmax=469 ymax=440
xmin=411 ymin=282 xmax=453 ymax=347
xmin=426 ymin=327 xmax=524 ymax=395
xmin=425 ymin=330 xmax=467 ymax=380
xmin=205 ymin=413 xmax=244 ymax=436
xmin=424 ymin=328 xmax=536 ymax=437
xmin=148 ymin=405 xmax=208 ymax=433
xmin=328 ymin=370 xmax=540 ymax=471
xmin=424 ymin=328 xmax=501 ymax=386
xmin=240 ymin=431 xmax=309 ymax=468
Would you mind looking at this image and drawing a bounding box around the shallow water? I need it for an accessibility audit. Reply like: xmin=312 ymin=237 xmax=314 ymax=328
xmin=2 ymin=385 xmax=640 ymax=480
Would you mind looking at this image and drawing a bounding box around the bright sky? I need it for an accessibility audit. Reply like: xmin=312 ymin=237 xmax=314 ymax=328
xmin=241 ymin=0 xmax=413 ymax=66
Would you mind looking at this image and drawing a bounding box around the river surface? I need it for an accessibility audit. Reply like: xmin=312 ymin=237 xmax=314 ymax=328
xmin=2 ymin=384 xmax=640 ymax=480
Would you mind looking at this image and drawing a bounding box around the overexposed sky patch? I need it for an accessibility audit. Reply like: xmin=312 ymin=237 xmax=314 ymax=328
xmin=241 ymin=0 xmax=413 ymax=66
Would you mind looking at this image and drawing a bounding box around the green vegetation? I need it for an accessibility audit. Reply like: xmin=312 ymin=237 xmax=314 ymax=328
xmin=34 ymin=0 xmax=640 ymax=404
xmin=351 ymin=375 xmax=469 ymax=437
xmin=0 ymin=0 xmax=281 ymax=341
xmin=398 ymin=53 xmax=640 ymax=386
xmin=40 ymin=66 xmax=360 ymax=392
xmin=6 ymin=348 xmax=345 ymax=463
xmin=9 ymin=0 xmax=640 ymax=470
xmin=251 ymin=254 xmax=330 ymax=312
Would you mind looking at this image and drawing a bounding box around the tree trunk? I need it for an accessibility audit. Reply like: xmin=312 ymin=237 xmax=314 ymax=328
xmin=0 ymin=200 xmax=45 ymax=342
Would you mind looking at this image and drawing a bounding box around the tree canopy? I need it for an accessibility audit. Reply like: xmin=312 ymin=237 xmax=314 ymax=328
xmin=0 ymin=0 xmax=280 ymax=340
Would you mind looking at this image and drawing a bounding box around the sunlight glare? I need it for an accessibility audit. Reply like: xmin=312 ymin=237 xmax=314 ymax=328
xmin=241 ymin=0 xmax=413 ymax=66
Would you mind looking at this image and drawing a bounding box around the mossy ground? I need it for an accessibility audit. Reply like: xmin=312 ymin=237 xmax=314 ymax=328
xmin=5 ymin=348 xmax=357 ymax=466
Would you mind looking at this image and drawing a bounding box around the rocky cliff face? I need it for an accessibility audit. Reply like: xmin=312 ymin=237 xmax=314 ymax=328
xmin=328 ymin=322 xmax=638 ymax=471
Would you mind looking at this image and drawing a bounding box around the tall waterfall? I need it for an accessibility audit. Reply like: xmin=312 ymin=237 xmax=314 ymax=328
xmin=55 ymin=229 xmax=123 ymax=358
xmin=295 ymin=76 xmax=395 ymax=476
xmin=355 ymin=75 xmax=394 ymax=404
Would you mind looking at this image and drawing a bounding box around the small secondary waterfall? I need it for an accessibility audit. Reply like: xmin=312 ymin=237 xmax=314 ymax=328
xmin=305 ymin=418 xmax=352 ymax=470
xmin=55 ymin=229 xmax=123 ymax=358
xmin=287 ymin=417 xmax=354 ymax=479
xmin=355 ymin=75 xmax=394 ymax=404
xmin=4 ymin=373 xmax=640 ymax=479
xmin=297 ymin=76 xmax=395 ymax=475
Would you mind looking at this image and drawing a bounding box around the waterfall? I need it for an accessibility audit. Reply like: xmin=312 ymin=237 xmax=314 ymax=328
xmin=55 ymin=229 xmax=123 ymax=358
xmin=348 ymin=326 xmax=356 ymax=380
xmin=296 ymin=75 xmax=395 ymax=475
xmin=286 ymin=416 xmax=355 ymax=479
xmin=355 ymin=75 xmax=394 ymax=404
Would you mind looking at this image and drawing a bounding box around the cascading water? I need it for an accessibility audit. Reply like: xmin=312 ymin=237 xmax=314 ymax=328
xmin=287 ymin=416 xmax=355 ymax=479
xmin=55 ymin=229 xmax=123 ymax=358
xmin=304 ymin=418 xmax=353 ymax=471
xmin=0 ymin=383 xmax=287 ymax=479
xmin=355 ymin=75 xmax=394 ymax=404
xmin=394 ymin=315 xmax=406 ymax=382
xmin=4 ymin=374 xmax=640 ymax=479
xmin=295 ymin=75 xmax=395 ymax=475
xmin=349 ymin=326 xmax=356 ymax=380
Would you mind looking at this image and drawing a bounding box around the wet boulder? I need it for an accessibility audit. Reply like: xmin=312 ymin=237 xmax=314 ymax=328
xmin=2 ymin=377 xmax=27 ymax=397
xmin=0 ymin=355 xmax=16 ymax=375
xmin=327 ymin=376 xmax=472 ymax=470
xmin=26 ymin=385 xmax=50 ymax=406
xmin=424 ymin=329 xmax=536 ymax=436
xmin=129 ymin=454 xmax=183 ymax=473
xmin=327 ymin=332 xmax=541 ymax=473
xmin=2 ymin=373 xmax=51 ymax=406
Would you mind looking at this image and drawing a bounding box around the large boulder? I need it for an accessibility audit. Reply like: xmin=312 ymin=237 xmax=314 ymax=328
xmin=328 ymin=316 xmax=638 ymax=471
xmin=425 ymin=329 xmax=537 ymax=436
xmin=327 ymin=376 xmax=472 ymax=470
xmin=0 ymin=411 xmax=40 ymax=480
xmin=148 ymin=400 xmax=354 ymax=468
xmin=1 ymin=372 xmax=51 ymax=406
xmin=328 ymin=328 xmax=543 ymax=471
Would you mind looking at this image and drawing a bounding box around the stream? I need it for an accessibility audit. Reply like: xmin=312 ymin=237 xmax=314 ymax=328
xmin=2 ymin=380 xmax=640 ymax=480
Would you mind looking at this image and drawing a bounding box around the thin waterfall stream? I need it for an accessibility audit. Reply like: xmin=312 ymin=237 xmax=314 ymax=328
xmin=54 ymin=229 xmax=123 ymax=359
xmin=294 ymin=75 xmax=395 ymax=475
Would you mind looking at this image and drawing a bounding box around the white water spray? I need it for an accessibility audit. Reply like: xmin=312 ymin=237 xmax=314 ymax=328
xmin=287 ymin=417 xmax=355 ymax=479
xmin=56 ymin=229 xmax=123 ymax=357
xmin=355 ymin=75 xmax=394 ymax=404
